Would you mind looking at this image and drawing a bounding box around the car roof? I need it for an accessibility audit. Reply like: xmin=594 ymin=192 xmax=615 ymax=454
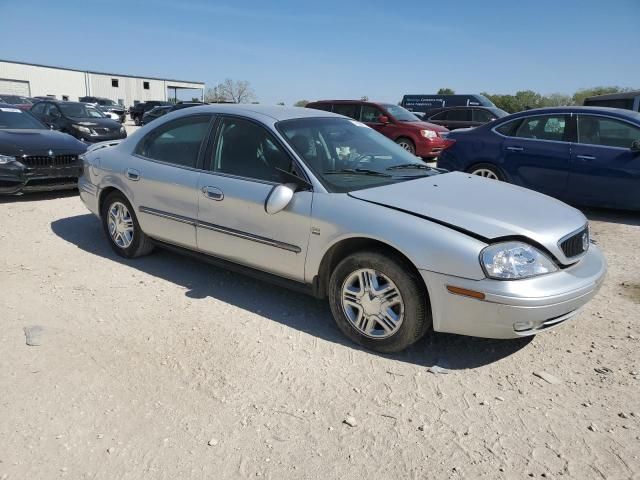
xmin=309 ymin=99 xmax=391 ymax=107
xmin=181 ymin=103 xmax=344 ymax=121
xmin=508 ymin=106 xmax=640 ymax=120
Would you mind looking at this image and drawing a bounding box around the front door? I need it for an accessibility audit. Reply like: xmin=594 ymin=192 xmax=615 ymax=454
xmin=501 ymin=114 xmax=571 ymax=198
xmin=131 ymin=114 xmax=214 ymax=249
xmin=196 ymin=116 xmax=312 ymax=282
xmin=568 ymin=114 xmax=640 ymax=208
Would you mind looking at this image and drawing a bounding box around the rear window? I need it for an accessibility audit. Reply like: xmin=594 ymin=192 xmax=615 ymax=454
xmin=307 ymin=103 xmax=332 ymax=112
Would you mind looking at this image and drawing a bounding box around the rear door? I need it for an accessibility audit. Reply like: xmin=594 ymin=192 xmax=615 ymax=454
xmin=568 ymin=114 xmax=640 ymax=208
xmin=131 ymin=114 xmax=214 ymax=249
xmin=500 ymin=114 xmax=571 ymax=197
xmin=196 ymin=115 xmax=312 ymax=281
xmin=471 ymin=108 xmax=497 ymax=127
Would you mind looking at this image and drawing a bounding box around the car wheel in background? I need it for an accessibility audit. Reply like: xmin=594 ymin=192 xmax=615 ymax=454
xmin=101 ymin=191 xmax=154 ymax=258
xmin=329 ymin=250 xmax=431 ymax=353
xmin=134 ymin=115 xmax=141 ymax=126
xmin=395 ymin=137 xmax=416 ymax=155
xmin=467 ymin=163 xmax=504 ymax=181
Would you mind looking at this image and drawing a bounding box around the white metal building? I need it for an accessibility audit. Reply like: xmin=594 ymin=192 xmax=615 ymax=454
xmin=0 ymin=59 xmax=204 ymax=107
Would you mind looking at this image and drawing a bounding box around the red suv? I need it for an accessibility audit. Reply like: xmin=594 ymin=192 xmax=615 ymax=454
xmin=305 ymin=100 xmax=449 ymax=159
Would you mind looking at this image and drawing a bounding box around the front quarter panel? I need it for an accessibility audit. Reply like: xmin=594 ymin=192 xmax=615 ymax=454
xmin=306 ymin=192 xmax=488 ymax=283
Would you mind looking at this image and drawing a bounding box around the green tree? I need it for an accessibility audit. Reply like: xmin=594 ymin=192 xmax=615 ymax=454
xmin=294 ymin=100 xmax=309 ymax=107
xmin=437 ymin=88 xmax=455 ymax=95
xmin=540 ymin=93 xmax=572 ymax=107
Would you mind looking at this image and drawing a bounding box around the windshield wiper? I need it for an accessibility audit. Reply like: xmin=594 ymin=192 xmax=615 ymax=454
xmin=323 ymin=168 xmax=391 ymax=177
xmin=386 ymin=163 xmax=433 ymax=171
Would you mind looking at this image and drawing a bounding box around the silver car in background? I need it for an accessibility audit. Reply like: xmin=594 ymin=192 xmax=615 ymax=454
xmin=78 ymin=105 xmax=606 ymax=352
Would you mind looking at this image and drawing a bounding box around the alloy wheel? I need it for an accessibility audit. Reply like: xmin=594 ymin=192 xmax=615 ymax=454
xmin=341 ymin=268 xmax=405 ymax=339
xmin=107 ymin=201 xmax=134 ymax=248
xmin=471 ymin=168 xmax=499 ymax=180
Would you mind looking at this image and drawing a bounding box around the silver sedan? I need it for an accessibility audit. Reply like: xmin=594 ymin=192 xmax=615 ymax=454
xmin=79 ymin=105 xmax=606 ymax=352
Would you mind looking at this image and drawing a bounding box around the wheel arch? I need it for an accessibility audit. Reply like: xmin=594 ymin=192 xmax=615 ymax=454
xmin=98 ymin=185 xmax=133 ymax=218
xmin=313 ymin=236 xmax=430 ymax=304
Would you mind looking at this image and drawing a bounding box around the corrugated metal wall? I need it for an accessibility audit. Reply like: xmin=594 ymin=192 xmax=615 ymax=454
xmin=0 ymin=61 xmax=204 ymax=107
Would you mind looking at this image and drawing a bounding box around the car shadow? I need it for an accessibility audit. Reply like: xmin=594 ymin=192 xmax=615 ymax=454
xmin=581 ymin=207 xmax=640 ymax=226
xmin=50 ymin=213 xmax=532 ymax=370
xmin=0 ymin=189 xmax=78 ymax=205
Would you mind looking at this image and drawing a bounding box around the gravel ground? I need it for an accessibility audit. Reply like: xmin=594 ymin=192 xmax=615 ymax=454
xmin=0 ymin=182 xmax=639 ymax=479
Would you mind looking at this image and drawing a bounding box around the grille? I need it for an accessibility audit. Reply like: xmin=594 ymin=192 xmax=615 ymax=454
xmin=559 ymin=227 xmax=589 ymax=258
xmin=21 ymin=155 xmax=79 ymax=168
xmin=26 ymin=177 xmax=77 ymax=187
xmin=93 ymin=128 xmax=111 ymax=135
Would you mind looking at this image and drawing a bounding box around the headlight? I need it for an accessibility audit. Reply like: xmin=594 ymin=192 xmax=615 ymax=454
xmin=0 ymin=154 xmax=15 ymax=165
xmin=420 ymin=129 xmax=437 ymax=139
xmin=481 ymin=241 xmax=558 ymax=279
xmin=73 ymin=124 xmax=92 ymax=134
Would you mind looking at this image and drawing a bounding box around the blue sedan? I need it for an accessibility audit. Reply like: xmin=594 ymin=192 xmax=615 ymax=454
xmin=437 ymin=107 xmax=640 ymax=210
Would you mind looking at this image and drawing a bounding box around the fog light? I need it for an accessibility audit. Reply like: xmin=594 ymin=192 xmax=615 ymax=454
xmin=514 ymin=321 xmax=535 ymax=332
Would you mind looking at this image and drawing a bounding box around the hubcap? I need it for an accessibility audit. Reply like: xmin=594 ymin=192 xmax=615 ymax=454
xmin=107 ymin=201 xmax=134 ymax=248
xmin=471 ymin=168 xmax=499 ymax=180
xmin=398 ymin=141 xmax=414 ymax=153
xmin=341 ymin=269 xmax=405 ymax=339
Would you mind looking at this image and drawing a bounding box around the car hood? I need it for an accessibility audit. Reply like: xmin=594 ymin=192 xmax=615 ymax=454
xmin=348 ymin=171 xmax=586 ymax=264
xmin=67 ymin=117 xmax=122 ymax=128
xmin=397 ymin=120 xmax=449 ymax=132
xmin=0 ymin=129 xmax=87 ymax=156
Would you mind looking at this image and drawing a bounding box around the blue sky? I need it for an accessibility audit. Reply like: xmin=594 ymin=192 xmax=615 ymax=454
xmin=2 ymin=0 xmax=638 ymax=104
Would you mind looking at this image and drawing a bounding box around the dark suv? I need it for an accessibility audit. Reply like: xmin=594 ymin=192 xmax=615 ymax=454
xmin=30 ymin=101 xmax=127 ymax=143
xmin=129 ymin=101 xmax=172 ymax=125
xmin=425 ymin=106 xmax=508 ymax=130
xmin=79 ymin=96 xmax=126 ymax=123
xmin=305 ymin=100 xmax=449 ymax=159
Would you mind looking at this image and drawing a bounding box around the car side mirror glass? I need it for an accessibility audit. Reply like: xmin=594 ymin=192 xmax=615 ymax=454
xmin=378 ymin=115 xmax=389 ymax=124
xmin=631 ymin=140 xmax=640 ymax=153
xmin=265 ymin=184 xmax=295 ymax=214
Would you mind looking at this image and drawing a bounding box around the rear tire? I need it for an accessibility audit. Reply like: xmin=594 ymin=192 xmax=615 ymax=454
xmin=101 ymin=191 xmax=154 ymax=258
xmin=329 ymin=250 xmax=431 ymax=353
xmin=467 ymin=163 xmax=504 ymax=181
xmin=395 ymin=137 xmax=416 ymax=155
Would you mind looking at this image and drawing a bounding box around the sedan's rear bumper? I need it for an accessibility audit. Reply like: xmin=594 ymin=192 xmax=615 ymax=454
xmin=420 ymin=245 xmax=607 ymax=339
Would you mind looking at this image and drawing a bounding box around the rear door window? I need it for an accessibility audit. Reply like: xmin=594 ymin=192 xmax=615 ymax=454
xmin=577 ymin=115 xmax=640 ymax=148
xmin=514 ymin=115 xmax=567 ymax=141
xmin=446 ymin=109 xmax=470 ymax=121
xmin=136 ymin=115 xmax=212 ymax=168
xmin=332 ymin=104 xmax=360 ymax=120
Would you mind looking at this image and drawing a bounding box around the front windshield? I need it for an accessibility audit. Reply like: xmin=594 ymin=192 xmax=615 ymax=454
xmin=98 ymin=99 xmax=118 ymax=106
xmin=0 ymin=107 xmax=46 ymax=129
xmin=383 ymin=104 xmax=421 ymax=122
xmin=278 ymin=117 xmax=440 ymax=193
xmin=59 ymin=103 xmax=106 ymax=118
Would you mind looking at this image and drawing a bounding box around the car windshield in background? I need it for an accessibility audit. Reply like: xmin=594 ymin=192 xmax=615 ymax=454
xmin=59 ymin=103 xmax=105 ymax=118
xmin=278 ymin=117 xmax=439 ymax=193
xmin=1 ymin=95 xmax=32 ymax=104
xmin=0 ymin=107 xmax=46 ymax=129
xmin=383 ymin=104 xmax=421 ymax=122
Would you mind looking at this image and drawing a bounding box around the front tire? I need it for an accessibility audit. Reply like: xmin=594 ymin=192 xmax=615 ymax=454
xmin=395 ymin=137 xmax=416 ymax=155
xmin=329 ymin=251 xmax=431 ymax=353
xmin=467 ymin=163 xmax=503 ymax=180
xmin=101 ymin=191 xmax=154 ymax=258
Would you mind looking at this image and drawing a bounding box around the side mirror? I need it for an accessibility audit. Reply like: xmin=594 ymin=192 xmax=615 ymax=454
xmin=265 ymin=184 xmax=295 ymax=214
xmin=378 ymin=115 xmax=390 ymax=124
xmin=631 ymin=140 xmax=640 ymax=153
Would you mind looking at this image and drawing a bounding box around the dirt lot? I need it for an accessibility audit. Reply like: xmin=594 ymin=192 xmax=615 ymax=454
xmin=1 ymin=188 xmax=639 ymax=480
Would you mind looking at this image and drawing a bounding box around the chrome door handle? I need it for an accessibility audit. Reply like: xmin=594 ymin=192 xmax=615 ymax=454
xmin=506 ymin=146 xmax=524 ymax=152
xmin=576 ymin=155 xmax=596 ymax=161
xmin=202 ymin=186 xmax=224 ymax=201
xmin=125 ymin=168 xmax=140 ymax=181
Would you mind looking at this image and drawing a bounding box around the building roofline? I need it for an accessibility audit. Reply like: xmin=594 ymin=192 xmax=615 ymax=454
xmin=0 ymin=58 xmax=205 ymax=86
